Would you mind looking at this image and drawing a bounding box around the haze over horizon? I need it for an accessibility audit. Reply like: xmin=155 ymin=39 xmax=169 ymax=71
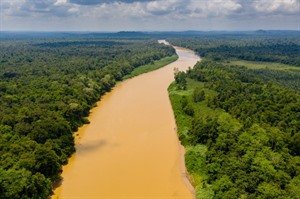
xmin=0 ymin=0 xmax=299 ymax=31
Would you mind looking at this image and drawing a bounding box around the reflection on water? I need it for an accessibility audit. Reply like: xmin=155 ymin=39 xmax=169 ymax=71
xmin=52 ymin=43 xmax=200 ymax=199
xmin=77 ymin=139 xmax=107 ymax=154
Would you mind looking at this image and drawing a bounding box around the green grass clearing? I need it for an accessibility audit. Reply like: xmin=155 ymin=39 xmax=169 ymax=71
xmin=123 ymin=54 xmax=178 ymax=80
xmin=226 ymin=60 xmax=300 ymax=71
xmin=168 ymin=78 xmax=220 ymax=143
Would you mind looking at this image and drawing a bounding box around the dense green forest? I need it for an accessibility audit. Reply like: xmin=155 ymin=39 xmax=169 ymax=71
xmin=0 ymin=36 xmax=175 ymax=198
xmin=1 ymin=31 xmax=299 ymax=198
xmin=168 ymin=33 xmax=300 ymax=66
xmin=170 ymin=59 xmax=300 ymax=197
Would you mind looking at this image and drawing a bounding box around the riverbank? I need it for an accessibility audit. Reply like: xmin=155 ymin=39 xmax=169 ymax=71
xmin=168 ymin=58 xmax=300 ymax=198
xmin=52 ymin=44 xmax=200 ymax=199
xmin=123 ymin=54 xmax=178 ymax=80
xmin=168 ymin=78 xmax=215 ymax=199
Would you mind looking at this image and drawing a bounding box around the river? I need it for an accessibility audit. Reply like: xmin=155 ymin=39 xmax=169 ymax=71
xmin=52 ymin=41 xmax=200 ymax=199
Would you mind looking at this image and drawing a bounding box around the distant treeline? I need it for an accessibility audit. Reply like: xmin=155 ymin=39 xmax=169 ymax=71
xmin=169 ymin=34 xmax=300 ymax=66
xmin=0 ymin=38 xmax=175 ymax=198
xmin=170 ymin=60 xmax=300 ymax=198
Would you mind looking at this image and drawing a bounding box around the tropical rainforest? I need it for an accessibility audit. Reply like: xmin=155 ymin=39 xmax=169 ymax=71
xmin=0 ymin=34 xmax=175 ymax=198
xmin=0 ymin=31 xmax=299 ymax=199
xmin=168 ymin=31 xmax=300 ymax=66
xmin=169 ymin=32 xmax=300 ymax=199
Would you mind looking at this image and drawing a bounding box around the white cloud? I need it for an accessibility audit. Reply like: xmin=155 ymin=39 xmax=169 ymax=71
xmin=1 ymin=0 xmax=24 ymax=10
xmin=253 ymin=0 xmax=299 ymax=14
xmin=145 ymin=0 xmax=181 ymax=15
xmin=0 ymin=0 xmax=299 ymax=31
xmin=55 ymin=0 xmax=68 ymax=6
xmin=68 ymin=0 xmax=154 ymax=5
xmin=187 ymin=0 xmax=242 ymax=18
xmin=117 ymin=2 xmax=150 ymax=17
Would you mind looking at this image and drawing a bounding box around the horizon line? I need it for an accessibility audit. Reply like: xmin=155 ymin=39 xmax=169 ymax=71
xmin=0 ymin=29 xmax=299 ymax=33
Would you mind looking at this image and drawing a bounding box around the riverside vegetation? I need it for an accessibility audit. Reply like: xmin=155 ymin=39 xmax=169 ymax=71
xmin=169 ymin=32 xmax=300 ymax=198
xmin=1 ymin=31 xmax=299 ymax=199
xmin=0 ymin=34 xmax=176 ymax=198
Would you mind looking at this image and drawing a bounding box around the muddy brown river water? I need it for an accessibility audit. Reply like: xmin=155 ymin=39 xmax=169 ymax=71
xmin=52 ymin=41 xmax=200 ymax=199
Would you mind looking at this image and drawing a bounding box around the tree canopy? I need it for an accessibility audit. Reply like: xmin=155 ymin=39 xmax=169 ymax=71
xmin=0 ymin=36 xmax=175 ymax=198
xmin=169 ymin=60 xmax=300 ymax=198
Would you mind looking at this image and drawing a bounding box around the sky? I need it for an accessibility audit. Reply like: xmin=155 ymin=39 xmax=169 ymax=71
xmin=0 ymin=0 xmax=299 ymax=31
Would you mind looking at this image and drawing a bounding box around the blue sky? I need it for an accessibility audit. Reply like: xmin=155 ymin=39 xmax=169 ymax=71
xmin=0 ymin=0 xmax=299 ymax=31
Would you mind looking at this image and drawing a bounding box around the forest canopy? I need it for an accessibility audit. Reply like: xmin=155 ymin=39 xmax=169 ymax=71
xmin=169 ymin=33 xmax=300 ymax=199
xmin=0 ymin=36 xmax=175 ymax=198
xmin=168 ymin=32 xmax=300 ymax=66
